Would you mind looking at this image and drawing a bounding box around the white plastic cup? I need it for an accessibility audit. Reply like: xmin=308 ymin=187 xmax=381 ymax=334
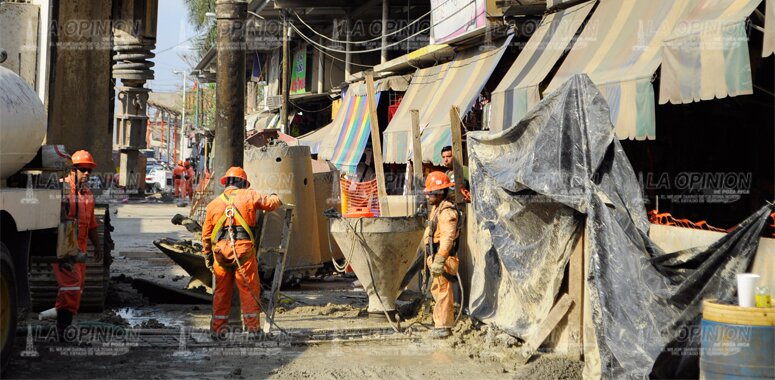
xmin=736 ymin=273 xmax=760 ymax=307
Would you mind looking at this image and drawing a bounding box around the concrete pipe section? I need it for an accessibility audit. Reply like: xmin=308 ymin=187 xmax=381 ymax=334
xmin=330 ymin=216 xmax=424 ymax=316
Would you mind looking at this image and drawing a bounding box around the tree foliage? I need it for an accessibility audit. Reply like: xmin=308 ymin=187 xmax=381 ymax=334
xmin=183 ymin=0 xmax=217 ymax=60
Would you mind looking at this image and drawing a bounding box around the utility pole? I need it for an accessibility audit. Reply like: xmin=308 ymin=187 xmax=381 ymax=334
xmin=281 ymin=10 xmax=290 ymax=135
xmin=214 ymin=0 xmax=247 ymax=190
xmin=173 ymin=70 xmax=188 ymax=161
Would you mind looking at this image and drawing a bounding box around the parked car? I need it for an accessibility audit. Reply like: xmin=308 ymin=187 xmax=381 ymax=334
xmin=145 ymin=165 xmax=172 ymax=193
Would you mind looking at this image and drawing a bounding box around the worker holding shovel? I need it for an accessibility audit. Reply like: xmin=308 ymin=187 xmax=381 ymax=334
xmin=423 ymin=171 xmax=461 ymax=339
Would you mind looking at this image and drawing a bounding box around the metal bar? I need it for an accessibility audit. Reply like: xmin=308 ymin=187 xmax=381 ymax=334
xmin=263 ymin=206 xmax=295 ymax=333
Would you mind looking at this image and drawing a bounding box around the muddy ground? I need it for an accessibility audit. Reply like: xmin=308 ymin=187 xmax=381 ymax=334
xmin=6 ymin=203 xmax=582 ymax=379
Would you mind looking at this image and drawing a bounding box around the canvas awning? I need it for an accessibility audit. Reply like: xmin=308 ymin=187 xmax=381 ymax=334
xmin=545 ymin=0 xmax=694 ymax=140
xmin=489 ymin=1 xmax=594 ymax=133
xmin=246 ymin=111 xmax=277 ymax=131
xmin=317 ymin=84 xmax=382 ymax=174
xmin=765 ymin=0 xmax=775 ymax=56
xmin=660 ymin=0 xmax=761 ymax=104
xmin=297 ymin=123 xmax=332 ymax=155
xmin=383 ymin=35 xmax=513 ymax=165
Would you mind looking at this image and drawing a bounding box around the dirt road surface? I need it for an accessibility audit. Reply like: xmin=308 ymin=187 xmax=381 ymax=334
xmin=5 ymin=203 xmax=582 ymax=379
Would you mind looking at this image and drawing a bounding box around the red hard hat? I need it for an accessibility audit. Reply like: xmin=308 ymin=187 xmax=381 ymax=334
xmin=71 ymin=150 xmax=97 ymax=169
xmin=424 ymin=171 xmax=453 ymax=193
xmin=184 ymin=160 xmax=190 ymax=167
xmin=220 ymin=166 xmax=250 ymax=186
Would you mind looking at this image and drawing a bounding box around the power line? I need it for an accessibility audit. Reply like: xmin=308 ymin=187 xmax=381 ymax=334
xmin=291 ymin=0 xmax=475 ymax=49
xmin=291 ymin=22 xmax=430 ymax=55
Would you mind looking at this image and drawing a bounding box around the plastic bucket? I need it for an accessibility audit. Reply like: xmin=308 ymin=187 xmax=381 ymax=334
xmin=736 ymin=273 xmax=760 ymax=307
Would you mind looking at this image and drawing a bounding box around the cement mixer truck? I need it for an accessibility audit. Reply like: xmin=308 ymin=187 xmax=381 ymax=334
xmin=0 ymin=64 xmax=112 ymax=371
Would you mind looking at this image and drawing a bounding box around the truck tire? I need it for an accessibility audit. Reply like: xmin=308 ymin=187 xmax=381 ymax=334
xmin=1 ymin=242 xmax=18 ymax=373
xmin=28 ymin=205 xmax=112 ymax=312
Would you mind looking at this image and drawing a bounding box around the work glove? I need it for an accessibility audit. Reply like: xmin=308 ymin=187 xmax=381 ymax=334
xmin=58 ymin=257 xmax=74 ymax=272
xmin=204 ymin=252 xmax=214 ymax=271
xmin=430 ymin=255 xmax=446 ymax=277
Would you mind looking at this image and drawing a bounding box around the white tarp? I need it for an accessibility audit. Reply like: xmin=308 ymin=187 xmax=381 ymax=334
xmin=765 ymin=0 xmax=775 ymax=56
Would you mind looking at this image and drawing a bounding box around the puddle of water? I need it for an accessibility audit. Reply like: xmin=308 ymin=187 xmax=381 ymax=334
xmin=116 ymin=306 xmax=210 ymax=329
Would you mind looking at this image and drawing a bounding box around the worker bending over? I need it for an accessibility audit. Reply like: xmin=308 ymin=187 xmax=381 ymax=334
xmin=55 ymin=150 xmax=102 ymax=340
xmin=423 ymin=171 xmax=461 ymax=339
xmin=201 ymin=167 xmax=282 ymax=337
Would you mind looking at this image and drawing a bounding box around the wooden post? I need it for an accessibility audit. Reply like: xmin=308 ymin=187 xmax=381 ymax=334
xmin=365 ymin=72 xmax=390 ymax=216
xmin=449 ymin=106 xmax=465 ymax=206
xmin=410 ymin=109 xmax=424 ymax=209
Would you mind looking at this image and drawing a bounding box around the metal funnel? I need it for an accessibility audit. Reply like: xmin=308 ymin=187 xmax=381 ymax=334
xmin=330 ymin=216 xmax=425 ymax=312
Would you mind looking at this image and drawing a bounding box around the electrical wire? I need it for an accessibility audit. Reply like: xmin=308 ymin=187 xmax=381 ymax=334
xmin=288 ymin=98 xmax=333 ymax=113
xmin=292 ymin=22 xmax=430 ymax=55
xmin=298 ymin=33 xmax=376 ymax=68
xmin=293 ymin=0 xmax=479 ymax=46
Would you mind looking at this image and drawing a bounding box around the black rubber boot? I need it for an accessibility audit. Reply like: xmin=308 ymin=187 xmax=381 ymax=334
xmin=56 ymin=309 xmax=73 ymax=342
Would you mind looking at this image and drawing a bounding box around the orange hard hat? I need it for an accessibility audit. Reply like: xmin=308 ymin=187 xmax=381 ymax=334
xmin=424 ymin=171 xmax=453 ymax=193
xmin=178 ymin=160 xmax=184 ymax=166
xmin=71 ymin=150 xmax=97 ymax=169
xmin=220 ymin=166 xmax=249 ymax=186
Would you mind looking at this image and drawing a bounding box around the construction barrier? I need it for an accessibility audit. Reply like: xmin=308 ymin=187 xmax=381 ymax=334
xmin=340 ymin=178 xmax=380 ymax=217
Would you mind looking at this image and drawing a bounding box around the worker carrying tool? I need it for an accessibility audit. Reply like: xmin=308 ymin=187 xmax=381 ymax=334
xmin=200 ymin=167 xmax=282 ymax=337
xmin=184 ymin=160 xmax=195 ymax=202
xmin=440 ymin=146 xmax=471 ymax=202
xmin=423 ymin=171 xmax=461 ymax=339
xmin=54 ymin=150 xmax=102 ymax=341
xmin=172 ymin=160 xmax=187 ymax=201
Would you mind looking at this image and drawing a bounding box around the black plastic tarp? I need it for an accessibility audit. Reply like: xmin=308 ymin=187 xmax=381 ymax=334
xmin=466 ymin=74 xmax=772 ymax=379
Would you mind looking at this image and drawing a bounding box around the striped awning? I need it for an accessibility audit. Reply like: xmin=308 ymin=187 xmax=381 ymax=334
xmin=318 ymin=86 xmax=382 ymax=174
xmin=766 ymin=0 xmax=775 ymax=56
xmin=546 ymin=0 xmax=695 ymax=140
xmin=659 ymin=0 xmax=761 ymax=105
xmin=489 ymin=1 xmax=594 ymax=133
xmin=298 ymin=123 xmax=332 ymax=154
xmin=383 ymin=35 xmax=513 ymax=165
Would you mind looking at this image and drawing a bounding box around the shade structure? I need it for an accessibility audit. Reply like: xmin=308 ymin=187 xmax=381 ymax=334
xmin=659 ymin=0 xmax=761 ymax=104
xmin=383 ymin=35 xmax=513 ymax=165
xmin=489 ymin=1 xmax=594 ymax=132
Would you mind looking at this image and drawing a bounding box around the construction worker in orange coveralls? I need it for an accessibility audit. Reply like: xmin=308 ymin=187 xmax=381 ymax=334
xmin=201 ymin=167 xmax=282 ymax=337
xmin=423 ymin=171 xmax=460 ymax=339
xmin=184 ymin=161 xmax=195 ymax=202
xmin=55 ymin=150 xmax=102 ymax=340
xmin=172 ymin=160 xmax=187 ymax=200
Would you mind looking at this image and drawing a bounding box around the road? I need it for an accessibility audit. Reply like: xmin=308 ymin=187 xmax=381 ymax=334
xmin=5 ymin=203 xmax=582 ymax=379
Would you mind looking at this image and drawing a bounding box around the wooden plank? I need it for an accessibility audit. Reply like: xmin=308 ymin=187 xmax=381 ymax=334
xmin=517 ymin=293 xmax=574 ymax=365
xmin=449 ymin=106 xmax=465 ymax=206
xmin=410 ymin=109 xmax=424 ymax=209
xmin=364 ymin=71 xmax=390 ymax=216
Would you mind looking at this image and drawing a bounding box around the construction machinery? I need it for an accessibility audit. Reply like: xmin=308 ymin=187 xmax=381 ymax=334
xmin=0 ymin=65 xmax=113 ymax=372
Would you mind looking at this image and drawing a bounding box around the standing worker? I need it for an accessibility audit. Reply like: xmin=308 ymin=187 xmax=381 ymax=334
xmin=200 ymin=167 xmax=282 ymax=337
xmin=172 ymin=160 xmax=187 ymax=201
xmin=423 ymin=171 xmax=461 ymax=339
xmin=440 ymin=146 xmax=471 ymax=202
xmin=54 ymin=150 xmax=103 ymax=340
xmin=185 ymin=160 xmax=195 ymax=202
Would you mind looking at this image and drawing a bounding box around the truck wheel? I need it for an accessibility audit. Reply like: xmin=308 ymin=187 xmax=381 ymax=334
xmin=1 ymin=243 xmax=18 ymax=373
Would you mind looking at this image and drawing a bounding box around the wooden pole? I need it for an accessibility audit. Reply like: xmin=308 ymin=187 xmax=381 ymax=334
xmin=281 ymin=12 xmax=290 ymax=134
xmin=365 ymin=72 xmax=390 ymax=216
xmin=449 ymin=106 xmax=465 ymax=206
xmin=410 ymin=109 xmax=424 ymax=209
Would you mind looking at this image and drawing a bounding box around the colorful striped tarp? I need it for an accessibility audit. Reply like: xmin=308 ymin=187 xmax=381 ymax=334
xmin=319 ymin=88 xmax=381 ymax=174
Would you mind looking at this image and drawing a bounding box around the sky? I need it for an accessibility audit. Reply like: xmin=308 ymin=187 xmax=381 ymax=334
xmin=147 ymin=0 xmax=203 ymax=93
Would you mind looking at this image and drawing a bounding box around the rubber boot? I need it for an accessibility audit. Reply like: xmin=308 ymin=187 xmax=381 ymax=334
xmin=56 ymin=309 xmax=73 ymax=342
xmin=431 ymin=327 xmax=451 ymax=339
